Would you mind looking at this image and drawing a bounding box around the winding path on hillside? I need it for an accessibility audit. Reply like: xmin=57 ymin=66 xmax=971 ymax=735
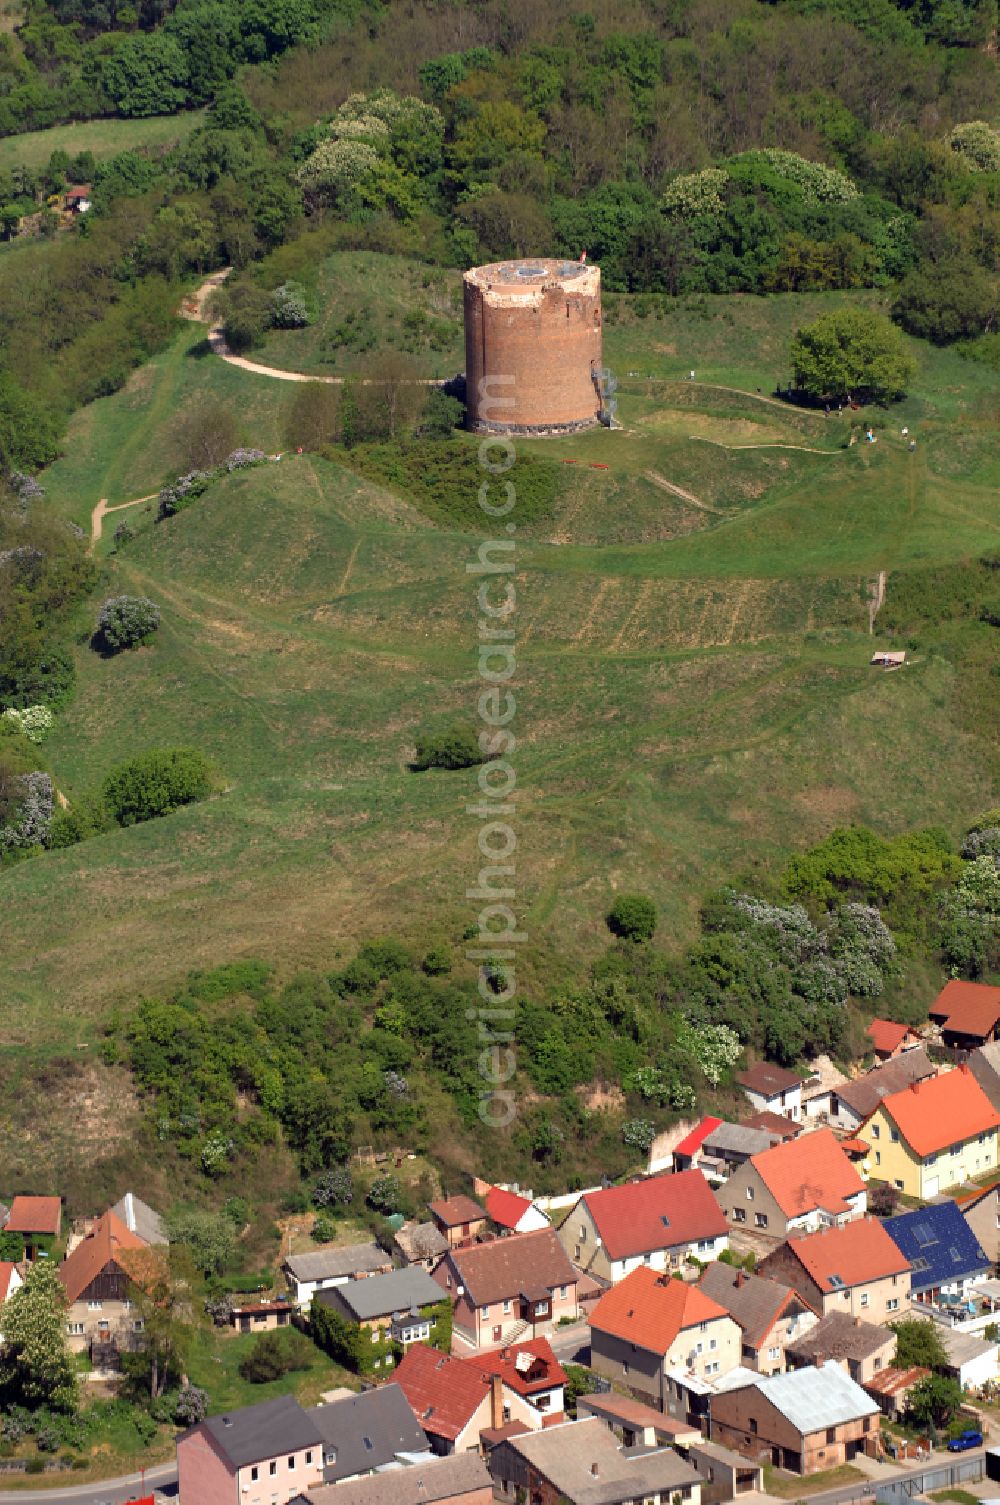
xmin=89 ymin=493 xmax=158 ymax=550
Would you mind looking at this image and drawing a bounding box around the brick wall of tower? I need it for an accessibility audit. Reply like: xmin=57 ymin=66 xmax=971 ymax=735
xmin=464 ymin=274 xmax=603 ymax=431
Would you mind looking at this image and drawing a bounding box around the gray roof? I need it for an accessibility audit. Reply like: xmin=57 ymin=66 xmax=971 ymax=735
xmin=752 ymin=1360 xmax=878 ymax=1434
xmin=393 ymin=1221 xmax=448 ymax=1264
xmin=307 ymin=1385 xmax=426 ymax=1481
xmin=968 ymin=1044 xmax=1000 ymax=1113
xmin=936 ymin=1324 xmax=998 ymax=1369
xmin=699 ymin=1263 xmax=800 ymax=1348
xmin=785 ymin=1312 xmax=894 ymax=1363
xmin=315 ymin=1266 xmax=443 ymax=1321
xmin=834 ymin=1047 xmax=935 ymax=1120
xmin=303 ymin=1452 xmax=491 ymax=1505
xmin=495 ymin=1419 xmax=701 ymax=1505
xmin=686 ymin=1439 xmax=763 ymax=1475
xmin=111 ymin=1192 xmax=168 ymax=1246
xmin=284 ymin=1243 xmax=391 ymax=1283
xmin=704 ymin=1123 xmax=777 ymax=1157
xmin=199 ymin=1394 xmax=323 ymax=1468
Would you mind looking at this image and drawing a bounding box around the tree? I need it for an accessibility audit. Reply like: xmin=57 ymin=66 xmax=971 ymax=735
xmin=99 ymin=32 xmax=191 ymax=117
xmin=354 ymin=351 xmax=426 ymax=442
xmin=173 ymin=401 xmax=239 ymax=472
xmin=174 ymin=1385 xmax=208 ymax=1426
xmin=103 ymin=747 xmax=213 ymax=827
xmin=906 ymin=1373 xmax=964 ymax=1431
xmin=96 ymin=595 xmax=160 ymax=652
xmin=312 ymin=1166 xmax=353 ymax=1208
xmin=411 ymin=726 xmax=482 ymax=772
xmin=891 ymin=1318 xmax=949 ymax=1372
xmin=892 ymin=260 xmax=998 ymax=344
xmin=125 ymin=1246 xmax=202 ymax=1400
xmin=607 ymin=894 xmax=658 ymax=943
xmin=164 ymin=1210 xmax=235 ymax=1277
xmin=238 ymin=1330 xmax=310 ymax=1383
xmin=0 ymin=1261 xmax=77 ymax=1412
xmin=790 ymin=307 xmax=916 ymax=403
xmin=283 ymin=383 xmax=340 ymax=453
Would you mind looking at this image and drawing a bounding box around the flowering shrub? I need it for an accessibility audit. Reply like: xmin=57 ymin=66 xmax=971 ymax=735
xmin=313 ymin=1166 xmax=354 ymax=1207
xmin=174 ymin=1387 xmax=208 ymax=1427
xmin=297 ymin=90 xmax=443 ymax=219
xmin=677 ymin=1021 xmax=742 ymax=1085
xmin=271 ymin=282 xmax=310 ymax=329
xmin=98 ymin=594 xmax=160 ymax=651
xmin=949 ymin=121 xmax=1000 ymax=173
xmin=1 ymin=705 xmax=53 ymax=743
xmin=157 ymin=469 xmax=211 ymax=520
xmin=733 ymin=149 xmax=859 ymax=202
xmin=622 ymin=1118 xmax=655 ymax=1151
xmin=661 ymin=167 xmax=729 ymax=218
xmin=0 ymin=770 xmax=53 ymax=854
xmin=226 ymin=448 xmax=267 ymax=471
xmin=8 ymin=471 xmax=45 ymax=506
xmin=962 ymin=826 xmax=1000 ymax=861
xmin=201 ymin=1130 xmax=235 ymax=1176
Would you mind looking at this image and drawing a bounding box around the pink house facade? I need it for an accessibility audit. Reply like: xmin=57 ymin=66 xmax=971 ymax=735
xmin=177 ymin=1395 xmax=324 ymax=1505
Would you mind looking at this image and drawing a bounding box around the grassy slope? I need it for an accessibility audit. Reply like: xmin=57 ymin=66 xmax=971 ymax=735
xmin=0 ymin=111 xmax=206 ymax=172
xmin=2 ymin=278 xmax=998 ymax=1065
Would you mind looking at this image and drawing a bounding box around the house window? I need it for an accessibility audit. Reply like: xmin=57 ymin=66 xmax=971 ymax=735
xmin=133 ymin=1319 xmax=144 ymax=1332
xmin=371 ymin=1328 xmax=380 ymax=1342
xmin=579 ymin=1226 xmax=587 ymax=1241
xmin=305 ymin=1453 xmax=313 ymax=1466
xmin=251 ymin=1468 xmax=259 ymax=1482
xmin=871 ymin=1124 xmax=880 ymax=1140
xmin=749 ymin=1419 xmax=757 ymax=1434
xmin=709 ymin=1338 xmax=717 ymax=1351
xmin=827 ymin=1429 xmax=836 ymax=1445
xmin=891 ymin=1131 xmax=899 ymax=1144
xmin=734 ymin=1209 xmax=746 ymax=1223
xmin=768 ymin=1347 xmax=780 ymax=1361
xmin=502 ymin=1405 xmax=511 ymax=1423
xmin=87 ymin=1301 xmax=102 ymax=1311
xmin=98 ymin=1320 xmax=109 ymax=1331
xmin=269 ymin=1462 xmax=277 ymax=1477
xmin=503 ymin=1300 xmax=511 ymax=1314
xmin=559 ymin=1286 xmax=567 ymax=1299
xmin=746 ymin=1187 xmax=754 ymax=1201
xmin=875 ymin=1152 xmax=882 ymax=1167
xmin=860 ymin=1294 xmax=869 ymax=1308
xmin=887 ymin=1298 xmax=899 ymax=1312
xmin=894 ymin=1180 xmax=904 ymax=1191
xmin=575 ymin=1246 xmax=581 ymax=1260
xmin=755 ymin=1213 xmax=768 ymax=1229
xmin=696 ymin=1343 xmax=703 ymax=1355
xmin=863 ymin=1418 xmax=872 ymax=1434
xmin=67 ymin=1323 xmax=85 ymax=1336
xmin=287 ymin=1457 xmax=295 ymax=1470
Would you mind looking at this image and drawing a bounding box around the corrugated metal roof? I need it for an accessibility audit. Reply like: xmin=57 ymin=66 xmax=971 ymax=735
xmin=755 ymin=1360 xmax=878 ymax=1434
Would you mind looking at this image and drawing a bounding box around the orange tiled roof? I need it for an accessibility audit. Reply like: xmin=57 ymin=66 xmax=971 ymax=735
xmin=590 ymin=1265 xmax=730 ymax=1354
xmin=878 ymin=1065 xmax=1000 ymax=1157
xmin=785 ymin=1218 xmax=911 ymax=1295
xmin=866 ymin=1020 xmax=916 ymax=1055
xmin=751 ymin=1128 xmax=865 ymax=1219
xmin=929 ymin=980 xmax=1000 ymax=1038
xmin=58 ymin=1211 xmax=147 ymax=1304
xmin=6 ymin=1196 xmax=61 ymax=1235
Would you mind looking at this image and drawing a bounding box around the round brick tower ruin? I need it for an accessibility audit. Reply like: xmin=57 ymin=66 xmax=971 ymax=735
xmin=463 ymin=259 xmax=603 ymax=434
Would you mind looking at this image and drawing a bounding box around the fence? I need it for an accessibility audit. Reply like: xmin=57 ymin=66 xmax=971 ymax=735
xmin=875 ymin=1454 xmax=985 ymax=1504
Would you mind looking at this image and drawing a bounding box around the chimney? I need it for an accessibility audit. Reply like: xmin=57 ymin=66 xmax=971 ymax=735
xmin=490 ymin=1372 xmax=503 ymax=1431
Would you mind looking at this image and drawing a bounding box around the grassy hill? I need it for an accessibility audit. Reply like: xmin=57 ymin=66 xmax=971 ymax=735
xmin=2 ymin=273 xmax=998 ymax=1190
xmin=0 ymin=111 xmax=206 ymax=172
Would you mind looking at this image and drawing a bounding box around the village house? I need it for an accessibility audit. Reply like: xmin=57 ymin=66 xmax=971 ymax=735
xmin=709 ymin=1359 xmax=880 ymax=1474
xmin=314 ymin=1265 xmax=446 ymax=1368
xmin=559 ymin=1170 xmax=729 ymax=1284
xmin=58 ymin=1209 xmax=153 ymax=1363
xmin=806 ymin=1047 xmax=935 ymax=1134
xmin=229 ymin=1300 xmax=294 ymax=1333
xmin=757 ymin=1219 xmax=911 ymax=1323
xmin=783 ymin=1312 xmax=895 ymax=1385
xmin=488 ymin=1417 xmax=703 ymax=1505
xmin=472 ymin=1181 xmax=550 ymax=1236
xmin=742 ymin=1111 xmax=802 ymax=1141
xmin=958 ymin=1179 xmax=1000 ymax=1267
xmin=967 ymin=1042 xmax=1000 ymax=1115
xmin=861 ymin=1064 xmax=1000 ymax=1198
xmin=866 ymin=1020 xmax=922 ymax=1061
xmin=576 ymin=1393 xmax=702 ymax=1447
xmin=936 ymin=1324 xmax=1000 ymax=1389
xmin=282 ymin=1242 xmax=393 ymax=1307
xmin=394 ymin=1339 xmax=564 ymax=1453
xmin=671 ymin=1117 xmax=725 ymax=1172
xmin=177 ymin=1394 xmax=324 ymax=1505
xmin=308 ymin=1383 xmax=430 ymax=1483
xmin=394 ymin=1220 xmax=449 ymax=1270
xmin=428 ymin=1197 xmax=488 ymax=1250
xmin=716 ymin=1128 xmax=866 ymax=1239
xmin=698 ymin=1124 xmax=785 ymax=1182
xmin=4 ymin=1195 xmax=62 ymax=1259
xmin=698 ymin=1263 xmax=818 ymax=1374
xmin=109 ymin=1192 xmax=168 ymax=1245
xmin=434 ymin=1228 xmax=578 ymax=1349
xmin=929 ymin=980 xmax=1000 ymax=1050
xmin=735 ymin=1064 xmax=803 ymax=1122
xmin=589 ymin=1265 xmax=743 ymax=1412
xmin=865 ymin=1365 xmax=931 ymax=1420
xmin=883 ymin=1201 xmax=990 ymax=1308
xmin=303 ymin=1452 xmax=493 ymax=1505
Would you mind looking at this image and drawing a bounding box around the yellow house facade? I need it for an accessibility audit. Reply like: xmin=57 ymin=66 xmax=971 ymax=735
xmin=862 ymin=1066 xmax=1000 ymax=1200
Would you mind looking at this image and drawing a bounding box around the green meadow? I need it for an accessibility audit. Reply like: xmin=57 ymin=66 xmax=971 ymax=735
xmin=3 ymin=264 xmax=998 ymax=1060
xmin=0 ymin=110 xmax=206 ymax=172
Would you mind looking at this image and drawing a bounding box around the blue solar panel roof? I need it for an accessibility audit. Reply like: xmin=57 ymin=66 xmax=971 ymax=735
xmin=883 ymin=1201 xmax=990 ymax=1294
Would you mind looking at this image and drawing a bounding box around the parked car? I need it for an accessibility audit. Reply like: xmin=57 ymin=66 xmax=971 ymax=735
xmin=947 ymin=1430 xmax=983 ymax=1452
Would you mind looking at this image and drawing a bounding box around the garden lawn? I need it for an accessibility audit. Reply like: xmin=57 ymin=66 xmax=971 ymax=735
xmin=186 ymin=1327 xmax=358 ymax=1413
xmin=764 ymin=1464 xmax=867 ymax=1498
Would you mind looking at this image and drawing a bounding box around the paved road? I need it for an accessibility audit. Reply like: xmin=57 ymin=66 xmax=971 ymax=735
xmin=0 ymin=1462 xmax=177 ymax=1505
xmin=805 ymin=1442 xmax=991 ymax=1505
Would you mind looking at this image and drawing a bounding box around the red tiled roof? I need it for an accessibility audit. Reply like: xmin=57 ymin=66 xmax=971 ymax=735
xmin=590 ymin=1266 xmax=730 ymax=1354
xmin=752 ymin=1128 xmax=865 ymax=1219
xmin=485 ymin=1185 xmax=534 ymax=1230
xmin=0 ymin=1263 xmax=18 ymax=1302
xmin=929 ymin=980 xmax=1000 ymax=1038
xmin=742 ymin=1111 xmax=800 ymax=1140
xmin=737 ymin=1063 xmax=801 ymax=1097
xmin=429 ymin=1196 xmax=486 ymax=1228
xmin=6 ymin=1196 xmax=61 ymax=1235
xmin=393 ymin=1346 xmax=490 ymax=1441
xmin=581 ymin=1172 xmax=727 ymax=1261
xmin=475 ymin=1338 xmax=566 ymax=1397
xmin=877 ymin=1065 xmax=1000 ymax=1157
xmin=674 ymin=1117 xmax=724 ymax=1157
xmin=785 ymin=1219 xmax=911 ymax=1294
xmin=866 ymin=1020 xmax=917 ymax=1055
xmin=58 ymin=1211 xmax=147 ymax=1304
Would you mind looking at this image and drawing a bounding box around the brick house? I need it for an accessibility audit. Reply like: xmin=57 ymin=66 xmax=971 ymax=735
xmin=716 ymin=1128 xmax=866 ymax=1239
xmin=929 ymin=980 xmax=1000 ymax=1049
xmin=757 ymin=1219 xmax=911 ymax=1324
xmin=865 ymin=1020 xmax=922 ymax=1061
xmin=5 ymin=1195 xmax=61 ymax=1260
xmin=58 ymin=1210 xmax=153 ymax=1363
xmin=861 ymin=1064 xmax=1000 ymax=1198
xmin=589 ymin=1265 xmax=742 ymax=1412
xmin=698 ymin=1263 xmax=818 ymax=1374
xmin=473 ymin=1182 xmax=550 ymax=1236
xmin=428 ymin=1197 xmax=488 ymax=1250
xmin=433 ymin=1229 xmax=578 ymax=1348
xmin=488 ymin=1417 xmax=703 ymax=1505
xmin=177 ymin=1394 xmax=324 ymax=1505
xmin=313 ymin=1266 xmax=447 ymax=1377
xmin=808 ymin=1047 xmax=935 ymax=1135
xmin=784 ymin=1312 xmax=895 ymax=1385
xmin=283 ymin=1242 xmax=393 ymax=1308
xmin=229 ymin=1300 xmax=294 ymax=1333
xmin=735 ymin=1064 xmax=802 ymax=1122
xmin=709 ymin=1360 xmax=880 ymax=1474
xmin=558 ymin=1171 xmax=728 ymax=1285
